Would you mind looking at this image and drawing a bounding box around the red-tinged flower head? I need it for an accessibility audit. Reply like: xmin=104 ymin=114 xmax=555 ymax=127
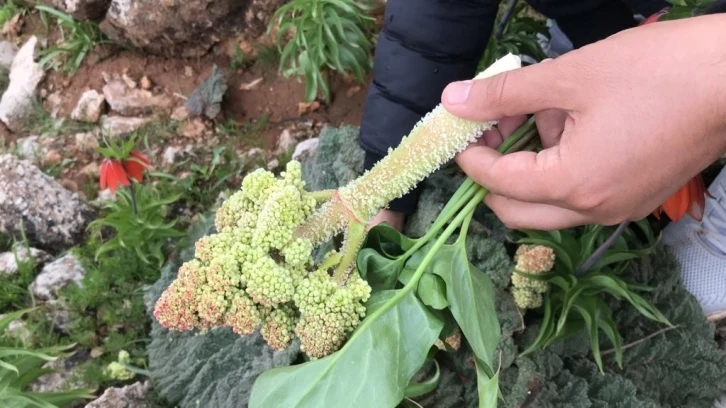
xmin=123 ymin=151 xmax=151 ymax=183
xmin=99 ymin=159 xmax=130 ymax=193
xmin=639 ymin=8 xmax=670 ymax=26
xmin=653 ymin=175 xmax=713 ymax=222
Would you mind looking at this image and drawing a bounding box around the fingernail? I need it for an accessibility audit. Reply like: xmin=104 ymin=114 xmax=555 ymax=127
xmin=445 ymin=81 xmax=472 ymax=105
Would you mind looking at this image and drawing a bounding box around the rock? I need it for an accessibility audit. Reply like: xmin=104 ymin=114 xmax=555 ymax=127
xmin=121 ymin=73 xmax=137 ymax=89
xmin=99 ymin=0 xmax=286 ymax=58
xmin=7 ymin=319 xmax=31 ymax=342
xmin=100 ymin=115 xmax=151 ymax=137
xmin=80 ymin=162 xmax=100 ymax=178
xmin=162 ymin=146 xmax=182 ymax=165
xmin=0 ymin=40 xmax=17 ymax=70
xmin=246 ymin=147 xmax=264 ymax=162
xmin=170 ymin=106 xmax=189 ymax=121
xmin=275 ymin=129 xmax=297 ymax=155
xmin=85 ymin=381 xmax=150 ymax=408
xmin=31 ymin=352 xmax=94 ymax=395
xmin=42 ymin=150 xmax=62 ymax=167
xmin=30 ymin=254 xmax=86 ymax=300
xmin=180 ymin=118 xmax=207 ymax=139
xmin=140 ymin=76 xmax=151 ymax=90
xmin=75 ymin=131 xmax=100 ymax=152
xmin=0 ymin=36 xmax=45 ymax=131
xmin=0 ymin=246 xmax=52 ymax=275
xmin=0 ymin=155 xmax=94 ymax=251
xmin=184 ymin=66 xmax=194 ymax=77
xmin=71 ymin=90 xmax=106 ymax=123
xmin=102 ymin=78 xmax=173 ymax=116
xmin=45 ymin=92 xmax=63 ymax=118
xmin=45 ymin=298 xmax=73 ymax=333
xmin=16 ymin=136 xmax=45 ymax=163
xmin=292 ymin=137 xmax=319 ymax=162
xmin=266 ymin=159 xmax=279 ymax=170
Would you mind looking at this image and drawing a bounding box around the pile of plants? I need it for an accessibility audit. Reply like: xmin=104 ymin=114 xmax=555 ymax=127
xmin=146 ymin=95 xmax=726 ymax=407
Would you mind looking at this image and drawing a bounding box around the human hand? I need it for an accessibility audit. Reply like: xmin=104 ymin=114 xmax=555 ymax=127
xmin=441 ymin=14 xmax=726 ymax=230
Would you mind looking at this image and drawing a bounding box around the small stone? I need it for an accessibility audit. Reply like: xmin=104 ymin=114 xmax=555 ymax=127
xmin=80 ymin=162 xmax=100 ymax=178
xmin=266 ymin=159 xmax=279 ymax=171
xmin=292 ymin=137 xmax=319 ymax=161
xmin=30 ymin=254 xmax=86 ymax=300
xmin=298 ymin=101 xmax=321 ymax=116
xmin=140 ymin=76 xmax=152 ymax=90
xmin=39 ymin=88 xmax=48 ymax=98
xmin=102 ymin=78 xmax=173 ymax=116
xmin=42 ymin=150 xmax=62 ymax=167
xmin=59 ymin=179 xmax=79 ymax=192
xmin=0 ymin=246 xmax=52 ymax=275
xmin=75 ymin=132 xmax=100 ymax=152
xmin=97 ymin=188 xmax=116 ymax=202
xmin=45 ymin=92 xmax=63 ymax=118
xmin=71 ymin=90 xmax=106 ymax=123
xmin=91 ymin=347 xmax=105 ymax=358
xmin=162 ymin=146 xmax=182 ymax=165
xmin=171 ymin=105 xmax=189 ymax=121
xmin=85 ymin=381 xmax=150 ymax=408
xmin=275 ymin=129 xmax=297 ymax=155
xmin=180 ymin=118 xmax=207 ymax=139
xmin=246 ymin=147 xmax=264 ymax=161
xmin=184 ymin=66 xmax=194 ymax=77
xmin=346 ymin=86 xmax=361 ymax=98
xmin=122 ymin=73 xmax=137 ymax=89
xmin=101 ymin=116 xmax=152 ymax=137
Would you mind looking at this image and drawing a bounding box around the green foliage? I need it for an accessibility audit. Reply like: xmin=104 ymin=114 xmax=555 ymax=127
xmin=0 ymin=229 xmax=40 ymax=311
xmin=88 ymin=183 xmax=185 ymax=267
xmin=270 ymin=0 xmax=376 ymax=103
xmin=661 ymin=0 xmax=715 ymax=19
xmin=0 ymin=0 xmax=21 ymax=27
xmin=35 ymin=5 xmax=107 ymax=75
xmin=478 ymin=1 xmax=549 ymax=71
xmin=0 ymin=309 xmax=95 ymax=408
xmin=514 ymin=222 xmax=671 ymax=373
xmin=0 ymin=66 xmax=9 ymax=96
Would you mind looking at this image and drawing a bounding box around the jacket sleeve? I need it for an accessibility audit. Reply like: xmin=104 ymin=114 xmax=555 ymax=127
xmin=358 ymin=0 xmax=500 ymax=214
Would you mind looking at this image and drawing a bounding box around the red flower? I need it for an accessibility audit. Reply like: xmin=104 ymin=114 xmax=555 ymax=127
xmin=653 ymin=177 xmax=711 ymax=222
xmin=99 ymin=150 xmax=151 ymax=193
xmin=100 ymin=159 xmax=130 ymax=193
xmin=123 ymin=151 xmax=151 ymax=183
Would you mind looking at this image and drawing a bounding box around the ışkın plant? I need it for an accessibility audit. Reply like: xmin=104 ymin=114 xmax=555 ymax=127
xmin=153 ymin=54 xmax=524 ymax=359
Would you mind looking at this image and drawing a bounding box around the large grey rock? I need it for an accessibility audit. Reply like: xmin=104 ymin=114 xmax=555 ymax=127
xmin=85 ymin=381 xmax=150 ymax=408
xmin=0 ymin=36 xmax=45 ymax=132
xmin=100 ymin=115 xmax=151 ymax=137
xmin=99 ymin=0 xmax=286 ymax=58
xmin=30 ymin=254 xmax=86 ymax=300
xmin=0 ymin=155 xmax=94 ymax=251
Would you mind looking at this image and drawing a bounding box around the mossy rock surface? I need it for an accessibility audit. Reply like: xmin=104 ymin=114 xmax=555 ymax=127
xmin=146 ymin=125 xmax=726 ymax=408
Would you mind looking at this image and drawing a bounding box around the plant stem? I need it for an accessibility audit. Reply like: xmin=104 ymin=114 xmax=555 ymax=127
xmin=575 ymin=221 xmax=630 ymax=276
xmin=333 ymin=221 xmax=367 ymax=284
xmin=129 ymin=182 xmax=138 ymax=215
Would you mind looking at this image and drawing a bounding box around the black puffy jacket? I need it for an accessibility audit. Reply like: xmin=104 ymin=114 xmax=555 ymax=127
xmin=358 ymin=0 xmax=671 ymax=214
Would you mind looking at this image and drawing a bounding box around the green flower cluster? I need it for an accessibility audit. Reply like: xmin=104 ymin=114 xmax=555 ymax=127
xmin=510 ymin=244 xmax=555 ymax=309
xmin=153 ymin=161 xmax=371 ymax=358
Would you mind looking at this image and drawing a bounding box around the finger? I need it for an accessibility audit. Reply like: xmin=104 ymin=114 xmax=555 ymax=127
xmin=455 ymin=144 xmax=568 ymax=204
xmin=441 ymin=58 xmax=577 ymax=121
xmin=534 ymin=109 xmax=567 ymax=148
xmin=483 ymin=194 xmax=593 ymax=230
xmin=481 ymin=127 xmax=504 ymax=148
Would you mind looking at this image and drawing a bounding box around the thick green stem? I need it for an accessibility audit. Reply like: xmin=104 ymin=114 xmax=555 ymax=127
xmin=333 ymin=221 xmax=367 ymax=284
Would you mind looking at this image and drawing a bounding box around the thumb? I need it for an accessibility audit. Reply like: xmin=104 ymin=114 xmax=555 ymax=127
xmin=442 ymin=58 xmax=575 ymax=121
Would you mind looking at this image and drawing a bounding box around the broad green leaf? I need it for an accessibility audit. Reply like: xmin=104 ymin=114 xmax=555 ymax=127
xmin=249 ymin=289 xmax=443 ymax=408
xmin=429 ymin=243 xmax=500 ymax=370
xmin=404 ymin=359 xmax=440 ymax=398
xmin=416 ymin=274 xmax=449 ymax=310
xmin=364 ymin=223 xmax=417 ymax=258
xmin=357 ymin=248 xmax=404 ymax=292
xmin=476 ymin=358 xmax=500 ymax=408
